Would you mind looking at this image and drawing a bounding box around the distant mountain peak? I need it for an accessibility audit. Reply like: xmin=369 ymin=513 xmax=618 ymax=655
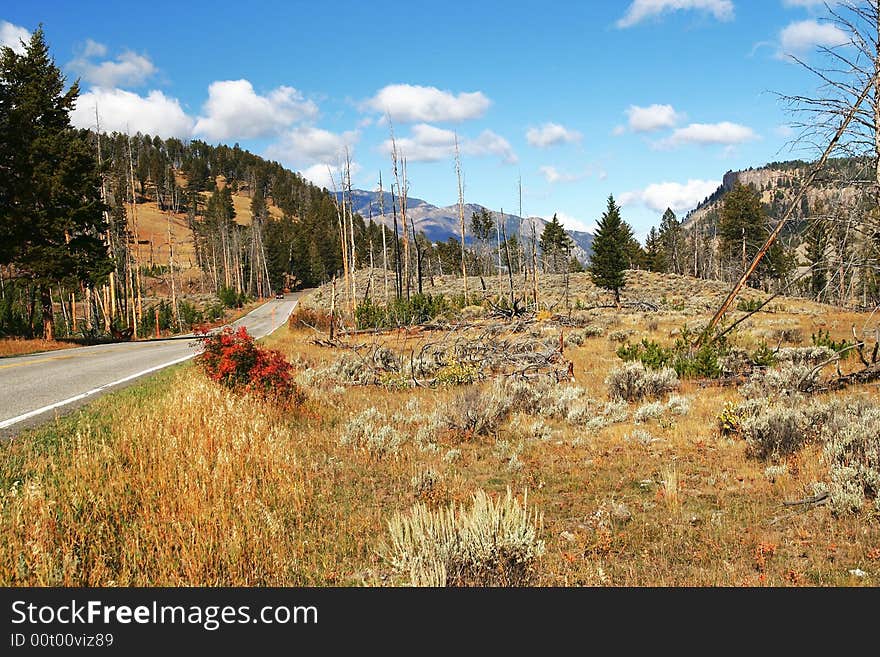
xmin=336 ymin=189 xmax=593 ymax=263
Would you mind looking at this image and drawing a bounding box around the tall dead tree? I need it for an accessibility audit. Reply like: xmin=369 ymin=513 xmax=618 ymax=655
xmin=455 ymin=135 xmax=469 ymax=303
xmin=704 ymin=68 xmax=874 ymax=340
xmin=379 ymin=172 xmax=389 ymax=303
xmin=777 ymin=1 xmax=880 ymax=305
xmin=389 ymin=124 xmax=410 ymax=299
xmin=345 ymin=148 xmax=357 ymax=306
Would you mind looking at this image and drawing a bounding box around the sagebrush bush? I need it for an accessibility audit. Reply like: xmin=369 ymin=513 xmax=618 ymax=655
xmin=382 ymin=488 xmax=544 ymax=586
xmin=739 ymin=405 xmax=815 ymax=460
xmin=775 ymin=346 xmax=837 ymax=366
xmin=605 ymin=362 xmax=679 ymax=402
xmin=739 ymin=363 xmax=818 ymax=399
xmin=339 ymin=407 xmax=406 ymax=457
xmin=442 ymin=383 xmax=512 ymax=436
xmin=821 ymin=405 xmax=880 ymax=515
xmin=634 ymin=401 xmax=665 ymax=424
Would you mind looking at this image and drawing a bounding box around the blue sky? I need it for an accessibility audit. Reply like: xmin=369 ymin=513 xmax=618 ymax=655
xmin=1 ymin=0 xmax=847 ymax=238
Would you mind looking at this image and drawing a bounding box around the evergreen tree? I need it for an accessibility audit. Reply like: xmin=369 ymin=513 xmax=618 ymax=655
xmin=539 ymin=213 xmax=572 ymax=273
xmin=806 ymin=218 xmax=829 ymax=300
xmin=719 ymin=182 xmax=789 ymax=286
xmin=470 ymin=207 xmax=494 ymax=275
xmin=588 ymin=195 xmax=629 ymax=304
xmin=657 ymin=208 xmax=683 ymax=274
xmin=644 ymin=226 xmax=664 ymax=272
xmin=0 ymin=28 xmax=111 ymax=339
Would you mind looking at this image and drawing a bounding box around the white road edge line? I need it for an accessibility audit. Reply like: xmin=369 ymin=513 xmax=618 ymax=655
xmin=0 ymin=297 xmax=299 ymax=431
xmin=0 ymin=352 xmax=197 ymax=430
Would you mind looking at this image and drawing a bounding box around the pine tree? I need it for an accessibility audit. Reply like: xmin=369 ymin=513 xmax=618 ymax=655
xmin=0 ymin=27 xmax=111 ymax=339
xmin=644 ymin=226 xmax=664 ymax=272
xmin=539 ymin=213 xmax=571 ymax=273
xmin=719 ymin=183 xmax=765 ymax=278
xmin=806 ymin=218 xmax=829 ymax=300
xmin=719 ymin=182 xmax=789 ymax=286
xmin=658 ymin=207 xmax=683 ymax=274
xmin=588 ymin=195 xmax=629 ymax=304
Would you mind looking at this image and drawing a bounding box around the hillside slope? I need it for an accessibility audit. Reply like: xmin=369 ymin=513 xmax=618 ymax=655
xmin=129 ymin=175 xmax=286 ymax=271
xmin=683 ymin=157 xmax=868 ymax=229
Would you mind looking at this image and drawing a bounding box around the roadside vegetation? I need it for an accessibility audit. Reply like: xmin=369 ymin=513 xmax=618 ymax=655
xmin=2 ymin=271 xmax=878 ymax=587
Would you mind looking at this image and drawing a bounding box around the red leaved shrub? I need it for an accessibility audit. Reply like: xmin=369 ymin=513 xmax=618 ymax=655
xmin=195 ymin=326 xmax=302 ymax=404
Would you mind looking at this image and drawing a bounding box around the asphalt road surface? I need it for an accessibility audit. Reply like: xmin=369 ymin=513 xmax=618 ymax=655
xmin=0 ymin=292 xmax=303 ymax=437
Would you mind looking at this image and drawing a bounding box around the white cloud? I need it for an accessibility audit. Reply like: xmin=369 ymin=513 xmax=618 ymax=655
xmin=619 ymin=179 xmax=719 ymax=213
xmin=616 ymin=0 xmax=734 ymax=28
xmin=612 ymin=125 xmax=627 ymax=136
xmin=625 ymin=104 xmax=682 ymax=132
xmin=778 ymin=19 xmax=849 ymax=55
xmin=539 ymin=165 xmax=585 ymax=184
xmin=381 ymin=123 xmax=457 ymax=161
xmin=526 ymin=122 xmax=582 ymax=148
xmin=467 ymin=129 xmax=518 ymax=164
xmin=194 ymin=79 xmax=319 ymax=141
xmin=364 ymin=84 xmax=490 ymax=123
xmin=0 ymin=20 xmax=29 ymax=54
xmin=300 ymin=162 xmax=362 ymax=190
xmin=71 ymin=88 xmax=194 ymax=137
xmin=775 ymin=124 xmax=794 ymax=138
xmin=555 ymin=211 xmax=596 ymax=234
xmin=81 ymin=38 xmax=106 ymax=58
xmin=782 ymin=0 xmax=836 ymax=8
xmin=265 ymin=125 xmax=359 ymax=168
xmin=658 ymin=121 xmax=757 ymax=147
xmin=379 ymin=124 xmax=516 ymax=164
xmin=68 ymin=41 xmax=156 ymax=88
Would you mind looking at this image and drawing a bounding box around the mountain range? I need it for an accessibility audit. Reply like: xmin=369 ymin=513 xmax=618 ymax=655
xmin=337 ymin=190 xmax=594 ymax=265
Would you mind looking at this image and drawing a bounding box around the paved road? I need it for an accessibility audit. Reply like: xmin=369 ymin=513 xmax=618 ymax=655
xmin=0 ymin=292 xmax=303 ymax=437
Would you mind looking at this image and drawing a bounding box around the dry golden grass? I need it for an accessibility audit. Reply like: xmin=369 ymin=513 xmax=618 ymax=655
xmin=0 ymin=338 xmax=77 ymax=358
xmin=2 ymin=274 xmax=879 ymax=586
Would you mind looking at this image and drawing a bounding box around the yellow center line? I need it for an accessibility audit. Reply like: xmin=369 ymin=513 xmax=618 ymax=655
xmin=0 ymin=343 xmax=166 ymax=370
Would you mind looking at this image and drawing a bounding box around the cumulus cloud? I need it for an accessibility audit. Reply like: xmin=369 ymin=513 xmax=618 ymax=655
xmin=539 ymin=165 xmax=588 ymax=184
xmin=71 ymin=88 xmax=194 ymax=137
xmin=300 ymin=162 xmax=362 ymax=190
xmin=265 ymin=125 xmax=359 ymax=168
xmin=526 ymin=122 xmax=582 ymax=148
xmin=657 ymin=121 xmax=757 ymax=148
xmin=467 ymin=129 xmax=518 ymax=164
xmin=364 ymin=84 xmax=490 ymax=123
xmin=619 ymin=179 xmax=719 ymax=213
xmin=778 ymin=19 xmax=849 ymax=56
xmin=625 ymin=104 xmax=681 ymax=132
xmin=68 ymin=40 xmax=156 ymax=88
xmin=194 ymin=79 xmax=319 ymax=141
xmin=616 ymin=0 xmax=733 ymax=28
xmin=379 ymin=124 xmax=516 ymax=164
xmin=0 ymin=20 xmax=29 ymax=54
xmin=554 ymin=211 xmax=596 ymax=234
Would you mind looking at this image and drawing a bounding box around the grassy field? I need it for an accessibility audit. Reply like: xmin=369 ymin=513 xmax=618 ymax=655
xmin=0 ymin=338 xmax=78 ymax=358
xmin=1 ymin=271 xmax=878 ymax=586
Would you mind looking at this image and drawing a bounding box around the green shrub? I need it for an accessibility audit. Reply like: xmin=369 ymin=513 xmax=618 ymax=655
xmin=617 ymin=324 xmax=726 ymax=379
xmin=737 ymin=297 xmax=764 ymax=312
xmin=217 ymin=286 xmax=248 ymax=309
xmin=356 ymin=293 xmax=451 ymax=329
xmin=178 ymin=301 xmax=203 ymax=329
xmin=811 ymin=329 xmax=852 ymax=360
xmin=751 ymin=341 xmax=777 ymax=368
